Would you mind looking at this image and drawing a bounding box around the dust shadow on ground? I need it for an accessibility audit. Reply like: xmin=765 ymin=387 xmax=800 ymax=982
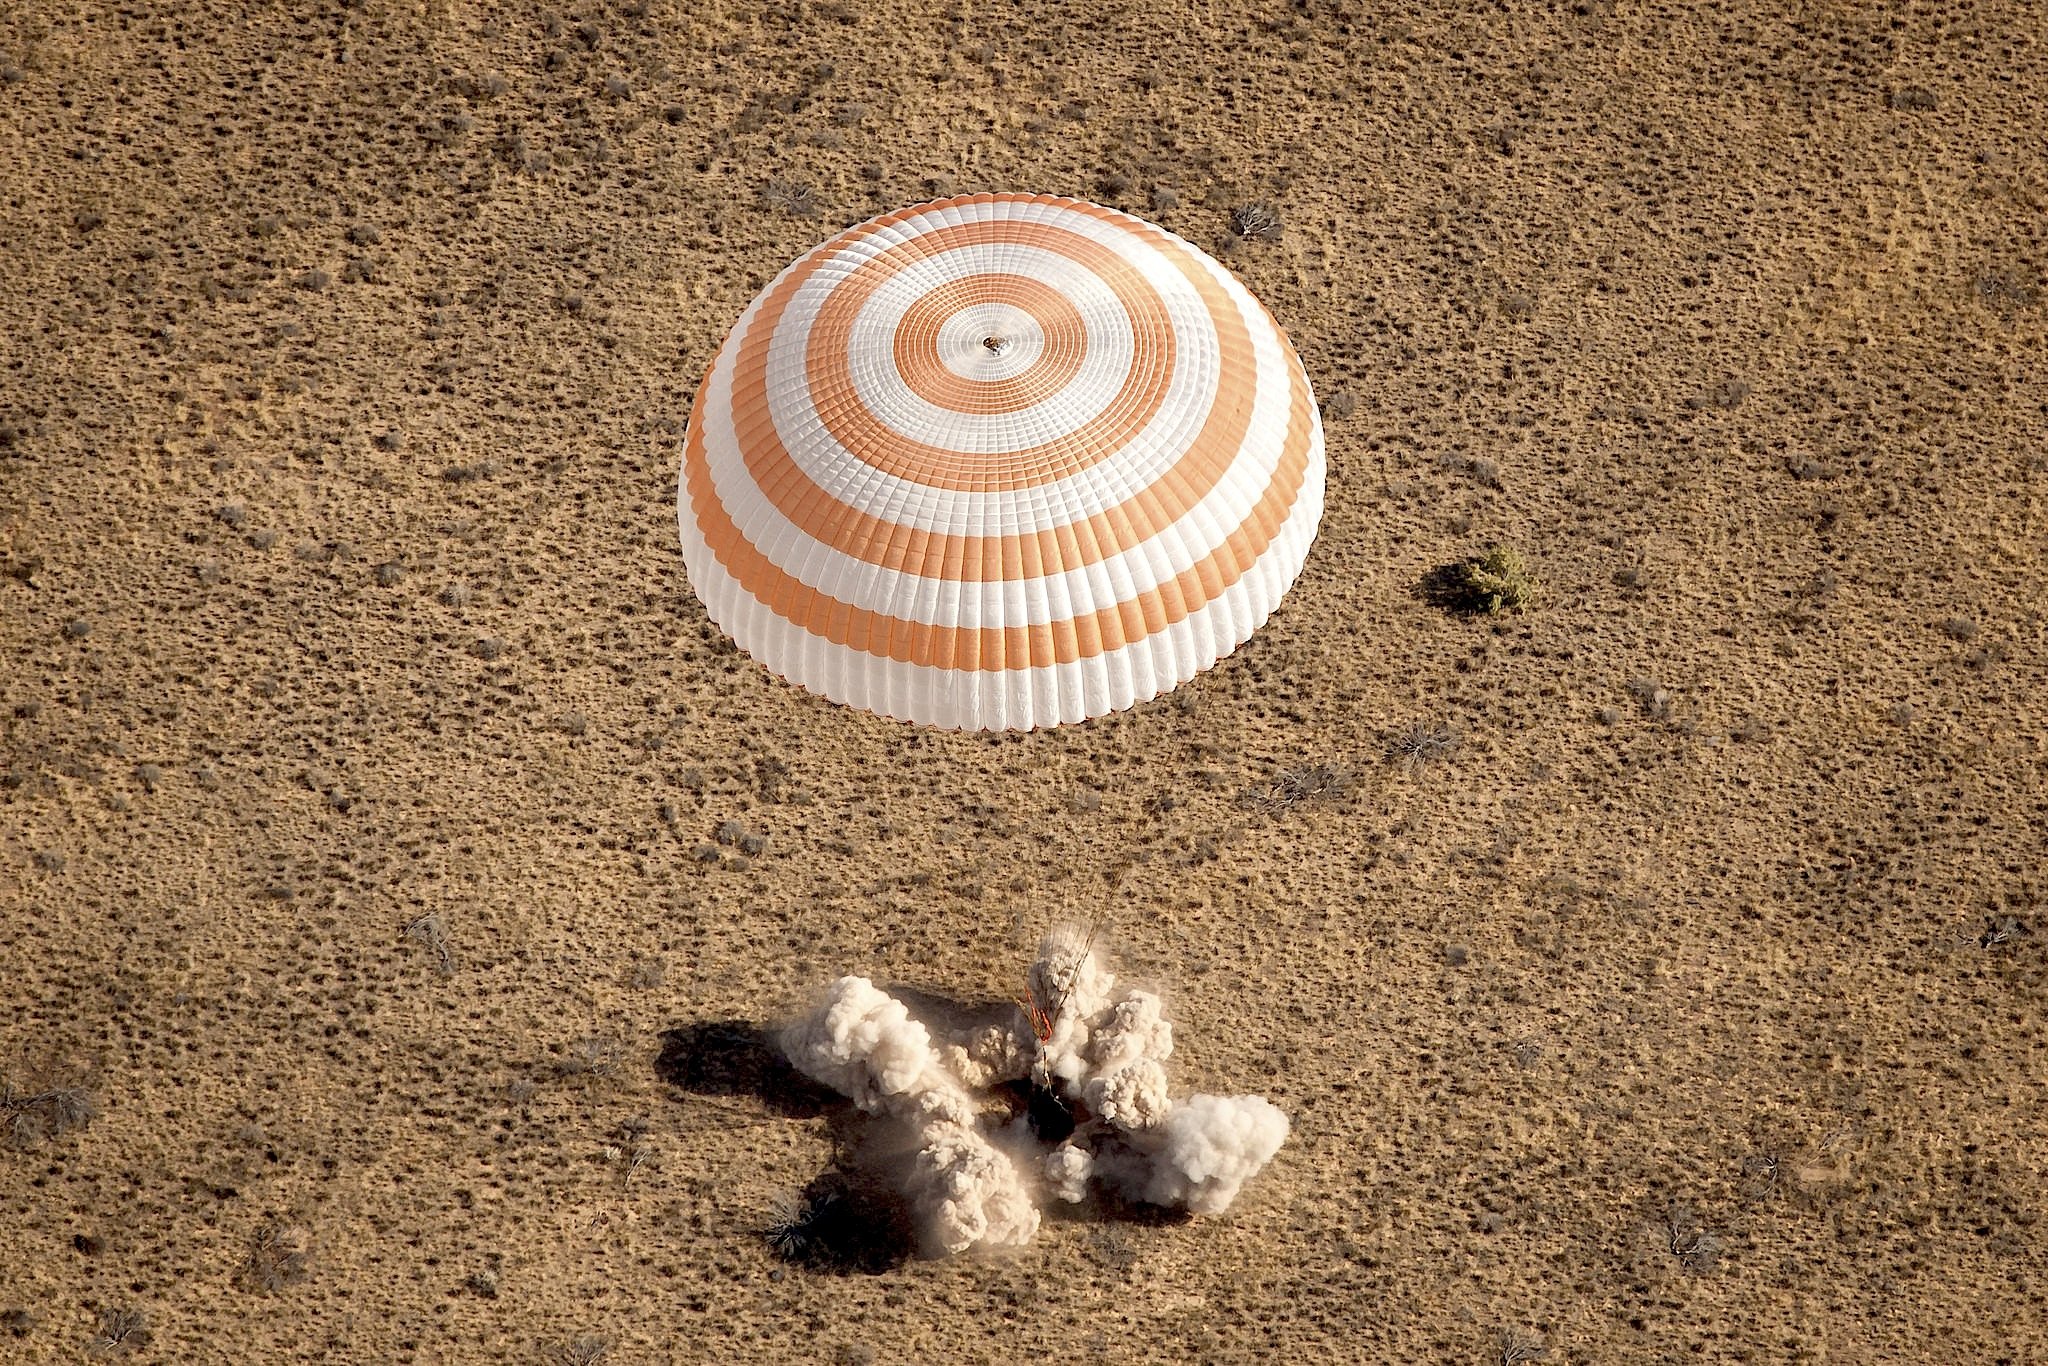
xmin=1043 ymin=1185 xmax=1196 ymax=1232
xmin=656 ymin=1019 xmax=916 ymax=1273
xmin=765 ymin=1138 xmax=917 ymax=1277
xmin=878 ymin=985 xmax=1018 ymax=1038
xmin=654 ymin=1020 xmax=837 ymax=1119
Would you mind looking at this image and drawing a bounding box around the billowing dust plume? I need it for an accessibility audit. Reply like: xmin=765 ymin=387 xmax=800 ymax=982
xmin=779 ymin=975 xmax=1038 ymax=1255
xmin=775 ymin=927 xmax=1289 ymax=1257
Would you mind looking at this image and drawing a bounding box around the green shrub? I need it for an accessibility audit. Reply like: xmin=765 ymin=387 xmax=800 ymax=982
xmin=1454 ymin=547 xmax=1536 ymax=613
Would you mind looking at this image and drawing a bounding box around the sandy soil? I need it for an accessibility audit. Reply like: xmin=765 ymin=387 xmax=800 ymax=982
xmin=3 ymin=0 xmax=2045 ymax=1361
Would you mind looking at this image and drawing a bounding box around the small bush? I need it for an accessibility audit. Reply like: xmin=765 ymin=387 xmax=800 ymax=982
xmin=2 ymin=1083 xmax=97 ymax=1148
xmin=1974 ymin=264 xmax=2037 ymax=314
xmin=243 ymin=1224 xmax=310 ymax=1291
xmin=90 ymin=1307 xmax=148 ymax=1357
xmin=1980 ymin=916 xmax=2030 ymax=949
xmin=760 ymin=179 xmax=819 ymax=219
xmin=1230 ymin=203 xmax=1283 ymax=242
xmin=757 ymin=1173 xmax=913 ymax=1272
xmin=404 ymin=915 xmax=452 ymax=973
xmin=1387 ymin=722 xmax=1458 ymax=772
xmin=1434 ymin=548 xmax=1536 ymax=614
xmin=715 ymin=819 xmax=766 ymax=855
xmin=556 ymin=1037 xmax=623 ymax=1080
xmin=1465 ymin=546 xmax=1534 ymax=610
xmin=765 ymin=1187 xmax=834 ymax=1261
xmin=1627 ymin=678 xmax=1673 ymax=720
xmin=1243 ymin=762 xmax=1355 ymax=812
xmin=1665 ymin=1208 xmax=1723 ymax=1273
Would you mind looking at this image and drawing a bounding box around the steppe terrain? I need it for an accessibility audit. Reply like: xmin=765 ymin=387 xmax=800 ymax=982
xmin=1 ymin=0 xmax=2043 ymax=1360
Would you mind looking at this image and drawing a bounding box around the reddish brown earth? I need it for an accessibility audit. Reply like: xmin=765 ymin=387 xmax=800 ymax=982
xmin=2 ymin=1 xmax=2043 ymax=1361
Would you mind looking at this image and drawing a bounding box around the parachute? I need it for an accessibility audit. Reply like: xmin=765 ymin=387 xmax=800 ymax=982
xmin=679 ymin=193 xmax=1326 ymax=729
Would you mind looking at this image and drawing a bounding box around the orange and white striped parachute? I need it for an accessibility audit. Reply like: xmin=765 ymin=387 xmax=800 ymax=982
xmin=678 ymin=193 xmax=1326 ymax=730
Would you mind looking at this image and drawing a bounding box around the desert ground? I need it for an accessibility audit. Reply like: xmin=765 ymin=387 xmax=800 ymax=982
xmin=2 ymin=0 xmax=2045 ymax=1361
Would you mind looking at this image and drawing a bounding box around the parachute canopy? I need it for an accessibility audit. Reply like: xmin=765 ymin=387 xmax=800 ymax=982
xmin=679 ymin=192 xmax=1326 ymax=729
